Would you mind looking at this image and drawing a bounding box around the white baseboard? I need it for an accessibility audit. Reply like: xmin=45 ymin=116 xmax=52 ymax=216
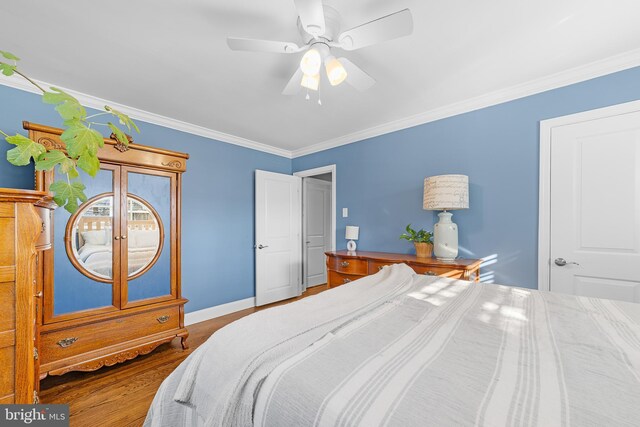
xmin=184 ymin=297 xmax=256 ymax=326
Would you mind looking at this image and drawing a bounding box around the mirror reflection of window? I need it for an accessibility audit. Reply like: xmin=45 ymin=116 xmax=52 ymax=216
xmin=71 ymin=195 xmax=114 ymax=280
xmin=126 ymin=197 xmax=162 ymax=278
xmin=68 ymin=194 xmax=163 ymax=281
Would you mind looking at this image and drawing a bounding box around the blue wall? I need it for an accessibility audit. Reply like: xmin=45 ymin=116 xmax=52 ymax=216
xmin=2 ymin=65 xmax=639 ymax=311
xmin=0 ymin=84 xmax=290 ymax=312
xmin=293 ymin=66 xmax=640 ymax=289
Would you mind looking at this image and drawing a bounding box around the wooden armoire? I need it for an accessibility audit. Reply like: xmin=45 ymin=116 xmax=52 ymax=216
xmin=26 ymin=121 xmax=189 ymax=379
xmin=0 ymin=189 xmax=55 ymax=404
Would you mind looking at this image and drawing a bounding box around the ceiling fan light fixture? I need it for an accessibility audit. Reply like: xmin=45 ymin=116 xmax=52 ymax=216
xmin=301 ymin=73 xmax=320 ymax=91
xmin=300 ymin=48 xmax=322 ymax=75
xmin=325 ymin=56 xmax=348 ymax=86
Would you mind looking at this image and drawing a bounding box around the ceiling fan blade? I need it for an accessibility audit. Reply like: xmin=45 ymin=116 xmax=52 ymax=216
xmin=337 ymin=9 xmax=413 ymax=51
xmin=339 ymin=58 xmax=376 ymax=91
xmin=227 ymin=37 xmax=305 ymax=53
xmin=294 ymin=0 xmax=326 ymax=37
xmin=282 ymin=68 xmax=304 ymax=95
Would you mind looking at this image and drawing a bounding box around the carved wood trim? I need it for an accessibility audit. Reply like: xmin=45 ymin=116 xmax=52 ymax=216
xmin=36 ymin=136 xmax=65 ymax=151
xmin=161 ymin=160 xmax=182 ymax=169
xmin=24 ymin=121 xmax=189 ymax=159
xmin=109 ymin=132 xmax=134 ymax=153
xmin=47 ymin=336 xmax=177 ymax=376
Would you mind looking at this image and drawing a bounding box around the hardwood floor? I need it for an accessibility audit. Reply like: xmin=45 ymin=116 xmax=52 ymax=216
xmin=39 ymin=284 xmax=329 ymax=427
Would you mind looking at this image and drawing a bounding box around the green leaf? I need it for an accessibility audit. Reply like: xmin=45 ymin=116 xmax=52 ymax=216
xmin=49 ymin=180 xmax=87 ymax=214
xmin=42 ymin=87 xmax=78 ymax=105
xmin=60 ymin=123 xmax=104 ymax=158
xmin=58 ymin=158 xmax=79 ymax=179
xmin=35 ymin=149 xmax=78 ymax=178
xmin=35 ymin=149 xmax=67 ymax=170
xmin=77 ymin=153 xmax=100 ymax=177
xmin=42 ymin=87 xmax=86 ymax=122
xmin=105 ymin=105 xmax=139 ymax=133
xmin=55 ymin=99 xmax=86 ymax=121
xmin=107 ymin=122 xmax=130 ymax=147
xmin=0 ymin=63 xmax=16 ymax=76
xmin=5 ymin=133 xmax=46 ymax=166
xmin=0 ymin=50 xmax=20 ymax=61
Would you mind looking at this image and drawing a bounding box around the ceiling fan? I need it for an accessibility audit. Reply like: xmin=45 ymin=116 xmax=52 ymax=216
xmin=226 ymin=0 xmax=414 ymax=99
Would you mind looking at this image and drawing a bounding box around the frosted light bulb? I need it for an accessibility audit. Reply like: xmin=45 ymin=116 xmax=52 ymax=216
xmin=325 ymin=56 xmax=347 ymax=86
xmin=300 ymin=49 xmax=322 ymax=75
xmin=300 ymin=73 xmax=320 ymax=91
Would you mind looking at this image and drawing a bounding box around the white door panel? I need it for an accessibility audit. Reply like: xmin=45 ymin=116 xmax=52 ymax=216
xmin=255 ymin=170 xmax=302 ymax=306
xmin=550 ymin=110 xmax=640 ymax=303
xmin=303 ymin=178 xmax=331 ymax=288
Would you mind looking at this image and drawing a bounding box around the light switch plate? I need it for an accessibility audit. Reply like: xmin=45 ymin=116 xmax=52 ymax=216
xmin=342 ymin=208 xmax=348 ymax=218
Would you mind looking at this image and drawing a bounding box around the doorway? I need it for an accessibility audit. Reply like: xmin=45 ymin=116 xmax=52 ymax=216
xmin=294 ymin=165 xmax=336 ymax=292
xmin=538 ymin=100 xmax=640 ymax=303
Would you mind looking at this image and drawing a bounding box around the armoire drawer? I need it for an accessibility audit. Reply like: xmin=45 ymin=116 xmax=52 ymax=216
xmin=40 ymin=306 xmax=180 ymax=363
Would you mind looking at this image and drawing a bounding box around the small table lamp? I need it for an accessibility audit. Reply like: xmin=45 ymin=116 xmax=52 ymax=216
xmin=423 ymin=174 xmax=469 ymax=261
xmin=345 ymin=226 xmax=359 ymax=252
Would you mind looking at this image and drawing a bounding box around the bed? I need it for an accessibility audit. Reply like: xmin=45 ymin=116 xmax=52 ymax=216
xmin=144 ymin=263 xmax=640 ymax=426
xmin=74 ymin=220 xmax=160 ymax=277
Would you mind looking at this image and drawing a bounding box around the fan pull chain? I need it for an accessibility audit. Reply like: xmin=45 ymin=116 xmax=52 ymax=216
xmin=305 ymin=89 xmax=310 ymax=100
xmin=317 ymin=82 xmax=322 ymax=105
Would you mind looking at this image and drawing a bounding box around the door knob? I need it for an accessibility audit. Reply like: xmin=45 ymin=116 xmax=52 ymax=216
xmin=554 ymin=258 xmax=579 ymax=267
xmin=257 ymin=244 xmax=269 ymax=249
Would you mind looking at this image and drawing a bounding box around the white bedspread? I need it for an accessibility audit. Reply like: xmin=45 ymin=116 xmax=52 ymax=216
xmin=144 ymin=264 xmax=640 ymax=427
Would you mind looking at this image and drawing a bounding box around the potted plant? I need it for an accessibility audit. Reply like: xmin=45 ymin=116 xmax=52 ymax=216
xmin=399 ymin=224 xmax=433 ymax=258
xmin=0 ymin=50 xmax=138 ymax=213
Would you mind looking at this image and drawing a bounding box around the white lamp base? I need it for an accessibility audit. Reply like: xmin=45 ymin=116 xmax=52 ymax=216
xmin=433 ymin=211 xmax=458 ymax=261
xmin=347 ymin=240 xmax=357 ymax=252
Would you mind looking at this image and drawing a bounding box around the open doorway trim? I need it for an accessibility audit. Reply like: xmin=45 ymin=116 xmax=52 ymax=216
xmin=537 ymin=99 xmax=640 ymax=292
xmin=294 ymin=164 xmax=337 ymax=253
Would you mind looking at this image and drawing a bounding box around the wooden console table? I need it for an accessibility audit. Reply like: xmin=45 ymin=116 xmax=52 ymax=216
xmin=325 ymin=250 xmax=482 ymax=288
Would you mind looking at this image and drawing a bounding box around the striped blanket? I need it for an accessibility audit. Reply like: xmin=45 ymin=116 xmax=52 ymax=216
xmin=145 ymin=264 xmax=640 ymax=426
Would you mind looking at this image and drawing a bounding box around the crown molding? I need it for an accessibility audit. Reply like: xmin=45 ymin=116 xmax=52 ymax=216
xmin=4 ymin=47 xmax=640 ymax=161
xmin=0 ymin=74 xmax=293 ymax=159
xmin=291 ymin=48 xmax=640 ymax=158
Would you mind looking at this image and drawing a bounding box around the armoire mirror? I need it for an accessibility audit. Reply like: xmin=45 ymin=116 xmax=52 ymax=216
xmin=67 ymin=194 xmax=115 ymax=281
xmin=66 ymin=193 xmax=164 ymax=283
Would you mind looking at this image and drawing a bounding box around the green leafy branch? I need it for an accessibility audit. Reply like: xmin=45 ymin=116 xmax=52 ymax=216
xmin=399 ymin=224 xmax=433 ymax=243
xmin=0 ymin=50 xmax=139 ymax=213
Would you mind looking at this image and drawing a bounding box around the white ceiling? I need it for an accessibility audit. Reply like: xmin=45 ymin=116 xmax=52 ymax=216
xmin=2 ymin=0 xmax=640 ymax=155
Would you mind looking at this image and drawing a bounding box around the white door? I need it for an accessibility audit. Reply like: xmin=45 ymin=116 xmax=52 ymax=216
xmin=255 ymin=170 xmax=302 ymax=306
xmin=549 ymin=110 xmax=640 ymax=303
xmin=303 ymin=178 xmax=331 ymax=288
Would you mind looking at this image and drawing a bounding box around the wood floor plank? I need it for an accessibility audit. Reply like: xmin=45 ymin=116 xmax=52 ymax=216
xmin=40 ymin=284 xmax=328 ymax=427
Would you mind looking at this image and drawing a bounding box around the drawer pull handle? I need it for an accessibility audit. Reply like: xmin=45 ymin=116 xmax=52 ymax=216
xmin=157 ymin=315 xmax=170 ymax=324
xmin=34 ymin=291 xmax=43 ymax=298
xmin=41 ymin=221 xmax=46 ymax=233
xmin=343 ymin=278 xmax=351 ymax=283
xmin=425 ymin=271 xmax=437 ymax=276
xmin=57 ymin=337 xmax=78 ymax=348
xmin=340 ymin=261 xmax=350 ymax=267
